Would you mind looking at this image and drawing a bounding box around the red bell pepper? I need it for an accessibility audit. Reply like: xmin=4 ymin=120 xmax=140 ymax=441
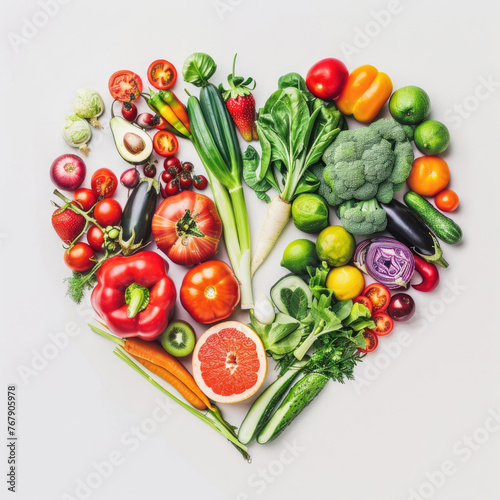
xmin=91 ymin=251 xmax=176 ymax=340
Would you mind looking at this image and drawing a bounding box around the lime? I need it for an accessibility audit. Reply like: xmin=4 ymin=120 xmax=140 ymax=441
xmin=292 ymin=194 xmax=329 ymax=233
xmin=326 ymin=265 xmax=365 ymax=301
xmin=389 ymin=86 xmax=431 ymax=125
xmin=316 ymin=225 xmax=355 ymax=267
xmin=414 ymin=119 xmax=450 ymax=155
xmin=281 ymin=239 xmax=318 ymax=275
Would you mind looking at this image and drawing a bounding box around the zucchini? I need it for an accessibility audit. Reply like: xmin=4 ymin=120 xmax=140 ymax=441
xmin=119 ymin=177 xmax=159 ymax=255
xmin=257 ymin=373 xmax=329 ymax=444
xmin=270 ymin=274 xmax=312 ymax=316
xmin=404 ymin=191 xmax=463 ymax=244
xmin=238 ymin=359 xmax=308 ymax=445
xmin=382 ymin=199 xmax=448 ymax=268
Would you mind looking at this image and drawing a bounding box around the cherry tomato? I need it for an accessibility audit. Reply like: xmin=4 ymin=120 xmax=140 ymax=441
xmin=387 ymin=293 xmax=415 ymax=322
xmin=87 ymin=225 xmax=105 ymax=251
xmin=179 ymin=172 xmax=193 ymax=189
xmin=164 ymin=156 xmax=182 ymax=171
xmin=122 ymin=102 xmax=138 ymax=122
xmin=371 ymin=312 xmax=394 ymax=336
xmin=64 ymin=242 xmax=95 ymax=272
xmin=407 ymin=156 xmax=450 ymax=196
xmin=435 ymin=189 xmax=459 ymax=212
xmin=182 ymin=161 xmax=194 ymax=172
xmin=363 ymin=283 xmax=391 ymax=313
xmin=353 ymin=296 xmax=373 ymax=313
xmin=306 ymin=58 xmax=349 ymax=100
xmin=193 ymin=175 xmax=208 ymax=190
xmin=91 ymin=168 xmax=118 ymax=198
xmin=358 ymin=330 xmax=378 ymax=353
xmin=165 ymin=180 xmax=180 ymax=196
xmin=180 ymin=260 xmax=239 ymax=324
xmin=147 ymin=59 xmax=177 ymax=90
xmin=73 ymin=188 xmax=97 ymax=211
xmin=108 ymin=70 xmax=143 ymax=102
xmin=153 ymin=130 xmax=179 ymax=157
xmin=161 ymin=170 xmax=173 ymax=183
xmin=93 ymin=199 xmax=122 ymax=226
xmin=143 ymin=163 xmax=157 ymax=178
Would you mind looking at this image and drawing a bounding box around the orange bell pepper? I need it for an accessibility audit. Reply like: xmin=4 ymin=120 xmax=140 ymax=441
xmin=335 ymin=65 xmax=393 ymax=123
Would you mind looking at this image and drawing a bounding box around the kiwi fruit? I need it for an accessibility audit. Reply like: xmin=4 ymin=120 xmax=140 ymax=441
xmin=160 ymin=320 xmax=196 ymax=357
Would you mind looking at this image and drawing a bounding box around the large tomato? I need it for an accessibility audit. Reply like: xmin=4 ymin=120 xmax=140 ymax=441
xmin=152 ymin=191 xmax=222 ymax=266
xmin=407 ymin=156 xmax=450 ymax=196
xmin=180 ymin=260 xmax=240 ymax=324
xmin=306 ymin=58 xmax=349 ymax=100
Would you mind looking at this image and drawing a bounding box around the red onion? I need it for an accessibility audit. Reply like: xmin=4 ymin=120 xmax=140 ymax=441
xmin=50 ymin=154 xmax=86 ymax=190
xmin=366 ymin=237 xmax=415 ymax=289
xmin=353 ymin=239 xmax=372 ymax=274
xmin=120 ymin=168 xmax=140 ymax=189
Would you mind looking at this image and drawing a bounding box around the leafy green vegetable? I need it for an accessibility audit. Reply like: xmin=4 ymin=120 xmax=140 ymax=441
xmin=62 ymin=113 xmax=92 ymax=153
xmin=182 ymin=52 xmax=217 ymax=87
xmin=73 ymin=88 xmax=104 ymax=128
xmin=289 ymin=288 xmax=309 ymax=321
xmin=307 ymin=261 xmax=331 ymax=300
xmin=344 ymin=302 xmax=376 ymax=331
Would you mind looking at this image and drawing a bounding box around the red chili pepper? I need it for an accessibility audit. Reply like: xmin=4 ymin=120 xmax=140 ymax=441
xmin=412 ymin=253 xmax=440 ymax=292
xmin=90 ymin=251 xmax=176 ymax=340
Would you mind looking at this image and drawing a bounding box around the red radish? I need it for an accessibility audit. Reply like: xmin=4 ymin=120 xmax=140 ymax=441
xmin=50 ymin=154 xmax=86 ymax=191
xmin=135 ymin=112 xmax=155 ymax=129
xmin=122 ymin=102 xmax=138 ymax=121
xmin=120 ymin=168 xmax=140 ymax=189
xmin=220 ymin=55 xmax=258 ymax=142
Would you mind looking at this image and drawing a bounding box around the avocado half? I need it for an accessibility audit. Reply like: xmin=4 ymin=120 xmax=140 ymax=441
xmin=110 ymin=116 xmax=153 ymax=165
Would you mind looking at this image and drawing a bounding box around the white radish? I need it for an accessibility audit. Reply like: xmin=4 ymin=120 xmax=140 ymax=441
xmin=251 ymin=196 xmax=291 ymax=276
xmin=253 ymin=293 xmax=276 ymax=324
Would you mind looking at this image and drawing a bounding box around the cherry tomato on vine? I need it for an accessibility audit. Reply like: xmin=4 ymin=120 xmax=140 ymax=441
xmin=91 ymin=168 xmax=118 ymax=198
xmin=147 ymin=60 xmax=177 ymax=90
xmin=164 ymin=156 xmax=182 ymax=171
xmin=182 ymin=161 xmax=194 ymax=172
xmin=108 ymin=70 xmax=143 ymax=102
xmin=93 ymin=199 xmax=122 ymax=226
xmin=179 ymin=172 xmax=193 ymax=189
xmin=161 ymin=170 xmax=173 ymax=183
xmin=143 ymin=163 xmax=157 ymax=178
xmin=435 ymin=189 xmax=459 ymax=212
xmin=64 ymin=242 xmax=95 ymax=273
xmin=153 ymin=130 xmax=179 ymax=157
xmin=73 ymin=188 xmax=97 ymax=211
xmin=87 ymin=225 xmax=105 ymax=251
xmin=193 ymin=175 xmax=208 ymax=190
xmin=165 ymin=180 xmax=180 ymax=196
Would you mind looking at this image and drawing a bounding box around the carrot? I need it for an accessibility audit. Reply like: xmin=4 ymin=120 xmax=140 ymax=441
xmin=130 ymin=354 xmax=206 ymax=410
xmin=251 ymin=195 xmax=291 ymax=276
xmin=89 ymin=324 xmax=215 ymax=411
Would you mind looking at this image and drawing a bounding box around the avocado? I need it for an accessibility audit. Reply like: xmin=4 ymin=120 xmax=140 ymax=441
xmin=110 ymin=116 xmax=153 ymax=165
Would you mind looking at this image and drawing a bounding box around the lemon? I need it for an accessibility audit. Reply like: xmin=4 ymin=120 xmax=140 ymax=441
xmin=414 ymin=119 xmax=450 ymax=155
xmin=281 ymin=239 xmax=318 ymax=275
xmin=326 ymin=265 xmax=365 ymax=301
xmin=389 ymin=86 xmax=431 ymax=125
xmin=316 ymin=226 xmax=355 ymax=267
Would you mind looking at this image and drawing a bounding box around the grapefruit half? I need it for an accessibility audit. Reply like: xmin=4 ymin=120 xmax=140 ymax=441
xmin=192 ymin=321 xmax=267 ymax=404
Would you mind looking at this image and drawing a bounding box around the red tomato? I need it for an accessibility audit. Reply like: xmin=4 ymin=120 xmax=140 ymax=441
xmin=407 ymin=156 xmax=450 ymax=196
xmin=152 ymin=191 xmax=222 ymax=266
xmin=358 ymin=330 xmax=378 ymax=353
xmin=371 ymin=312 xmax=394 ymax=336
xmin=147 ymin=60 xmax=177 ymax=90
xmin=73 ymin=188 xmax=97 ymax=211
xmin=108 ymin=70 xmax=143 ymax=102
xmin=64 ymin=243 xmax=95 ymax=272
xmin=153 ymin=130 xmax=179 ymax=157
xmin=435 ymin=189 xmax=459 ymax=212
xmin=306 ymin=58 xmax=349 ymax=100
xmin=87 ymin=225 xmax=104 ymax=251
xmin=180 ymin=260 xmax=239 ymax=324
xmin=193 ymin=175 xmax=208 ymax=190
xmin=94 ymin=199 xmax=122 ymax=226
xmin=353 ymin=296 xmax=373 ymax=313
xmin=165 ymin=180 xmax=180 ymax=196
xmin=363 ymin=283 xmax=391 ymax=313
xmin=91 ymin=168 xmax=118 ymax=198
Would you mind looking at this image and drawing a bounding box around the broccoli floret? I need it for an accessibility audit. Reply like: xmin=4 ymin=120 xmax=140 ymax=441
xmin=320 ymin=118 xmax=414 ymax=206
xmin=310 ymin=164 xmax=341 ymax=206
xmin=336 ymin=198 xmax=387 ymax=235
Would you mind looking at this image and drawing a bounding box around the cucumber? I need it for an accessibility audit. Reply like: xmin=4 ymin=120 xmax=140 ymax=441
xmin=404 ymin=191 xmax=463 ymax=244
xmin=270 ymin=274 xmax=312 ymax=316
xmin=257 ymin=373 xmax=329 ymax=444
xmin=238 ymin=359 xmax=308 ymax=445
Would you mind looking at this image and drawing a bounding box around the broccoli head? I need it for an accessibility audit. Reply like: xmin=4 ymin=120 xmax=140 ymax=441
xmin=320 ymin=118 xmax=414 ymax=205
xmin=336 ymin=198 xmax=387 ymax=235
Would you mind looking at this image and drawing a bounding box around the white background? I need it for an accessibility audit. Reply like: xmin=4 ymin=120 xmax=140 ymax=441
xmin=1 ymin=1 xmax=500 ymax=499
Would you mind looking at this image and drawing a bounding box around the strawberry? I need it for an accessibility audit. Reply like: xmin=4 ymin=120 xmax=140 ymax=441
xmin=52 ymin=202 xmax=86 ymax=244
xmin=220 ymin=54 xmax=258 ymax=142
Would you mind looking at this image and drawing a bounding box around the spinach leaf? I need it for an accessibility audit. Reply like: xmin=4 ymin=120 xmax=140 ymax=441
xmin=280 ymin=288 xmax=293 ymax=313
xmin=289 ymin=288 xmax=309 ymax=320
xmin=270 ymin=326 xmax=304 ymax=356
xmin=332 ymin=300 xmax=353 ymax=322
xmin=294 ymin=168 xmax=320 ymax=196
xmin=267 ymin=313 xmax=300 ymax=345
xmin=242 ymin=146 xmax=272 ymax=202
xmin=349 ymin=319 xmax=376 ymax=331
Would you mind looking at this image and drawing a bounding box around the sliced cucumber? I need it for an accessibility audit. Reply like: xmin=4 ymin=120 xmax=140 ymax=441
xmin=270 ymin=274 xmax=312 ymax=316
xmin=257 ymin=373 xmax=328 ymax=444
xmin=238 ymin=359 xmax=308 ymax=445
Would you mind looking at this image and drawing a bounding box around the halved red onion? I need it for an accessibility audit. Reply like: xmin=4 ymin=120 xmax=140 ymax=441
xmin=366 ymin=237 xmax=415 ymax=289
xmin=353 ymin=239 xmax=372 ymax=274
